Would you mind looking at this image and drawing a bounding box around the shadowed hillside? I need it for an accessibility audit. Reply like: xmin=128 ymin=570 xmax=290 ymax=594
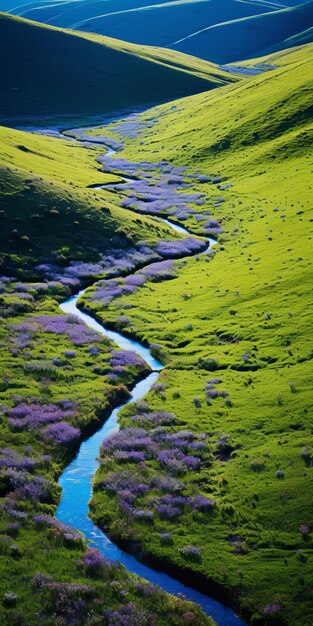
xmin=22 ymin=0 xmax=289 ymax=43
xmin=0 ymin=12 xmax=235 ymax=121
xmin=3 ymin=0 xmax=309 ymax=63
xmin=173 ymin=0 xmax=313 ymax=62
xmin=0 ymin=124 xmax=179 ymax=275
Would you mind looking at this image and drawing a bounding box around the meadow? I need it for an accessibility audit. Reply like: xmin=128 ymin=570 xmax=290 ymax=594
xmin=80 ymin=44 xmax=313 ymax=625
xmin=0 ymin=8 xmax=312 ymax=623
xmin=0 ymin=116 xmax=215 ymax=624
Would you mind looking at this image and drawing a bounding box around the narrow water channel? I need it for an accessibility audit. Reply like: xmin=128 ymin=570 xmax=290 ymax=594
xmin=20 ymin=122 xmax=246 ymax=624
xmin=56 ymin=214 xmax=245 ymax=625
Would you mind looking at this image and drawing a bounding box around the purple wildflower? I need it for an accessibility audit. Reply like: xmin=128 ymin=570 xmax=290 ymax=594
xmin=263 ymin=605 xmax=281 ymax=615
xmin=40 ymin=422 xmax=81 ymax=445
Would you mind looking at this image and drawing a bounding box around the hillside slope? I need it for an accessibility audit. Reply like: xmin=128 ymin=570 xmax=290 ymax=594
xmin=0 ymin=12 xmax=235 ymax=122
xmin=2 ymin=0 xmax=311 ymax=62
xmin=33 ymin=0 xmax=288 ymax=44
xmin=81 ymin=43 xmax=313 ymax=625
xmin=0 ymin=122 xmax=215 ymax=626
xmin=4 ymin=0 xmax=304 ymax=47
xmin=0 ymin=124 xmax=179 ymax=277
xmin=173 ymin=0 xmax=313 ymax=62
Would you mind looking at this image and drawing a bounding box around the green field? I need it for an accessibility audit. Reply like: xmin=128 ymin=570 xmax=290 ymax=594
xmin=0 ymin=5 xmax=312 ymax=623
xmin=81 ymin=44 xmax=313 ymax=625
xmin=0 ymin=123 xmax=187 ymax=277
xmin=0 ymin=119 xmax=215 ymax=624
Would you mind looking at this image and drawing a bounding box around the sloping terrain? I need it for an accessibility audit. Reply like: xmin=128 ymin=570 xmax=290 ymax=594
xmin=0 ymin=12 xmax=235 ymax=121
xmin=4 ymin=0 xmax=303 ymax=47
xmin=28 ymin=0 xmax=289 ymax=44
xmin=3 ymin=0 xmax=311 ymax=62
xmin=173 ymin=0 xmax=313 ymax=62
xmin=0 ymin=120 xmax=215 ymax=626
xmin=81 ymin=43 xmax=313 ymax=625
xmin=1 ymin=3 xmax=312 ymax=623
xmin=0 ymin=124 xmax=178 ymax=276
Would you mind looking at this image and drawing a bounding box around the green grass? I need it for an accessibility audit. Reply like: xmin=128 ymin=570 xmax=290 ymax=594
xmin=0 ymin=289 xmax=212 ymax=626
xmin=0 ymin=124 xmax=179 ymax=276
xmin=0 ymin=11 xmax=237 ymax=121
xmin=0 ymin=123 xmax=214 ymax=624
xmin=1 ymin=17 xmax=312 ymax=624
xmin=84 ymin=44 xmax=313 ymax=625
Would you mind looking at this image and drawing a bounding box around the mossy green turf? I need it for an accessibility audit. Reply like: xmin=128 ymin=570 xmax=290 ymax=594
xmin=0 ymin=11 xmax=236 ymax=121
xmin=0 ymin=286 xmax=214 ymax=625
xmin=85 ymin=44 xmax=313 ymax=625
xmin=0 ymin=125 xmax=180 ymax=276
xmin=0 ymin=130 xmax=213 ymax=623
xmin=0 ymin=283 xmax=146 ymax=623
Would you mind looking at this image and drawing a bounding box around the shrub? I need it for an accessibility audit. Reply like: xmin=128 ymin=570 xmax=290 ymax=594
xmin=24 ymin=359 xmax=57 ymax=379
xmin=159 ymin=532 xmax=173 ymax=545
xmin=301 ymin=448 xmax=312 ymax=467
xmin=180 ymin=546 xmax=201 ymax=562
xmin=40 ymin=422 xmax=81 ymax=446
xmin=276 ymin=470 xmax=285 ymax=479
xmin=64 ymin=350 xmax=76 ymax=358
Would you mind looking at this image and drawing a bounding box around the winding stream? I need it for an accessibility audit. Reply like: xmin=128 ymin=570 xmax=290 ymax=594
xmin=55 ymin=136 xmax=246 ymax=625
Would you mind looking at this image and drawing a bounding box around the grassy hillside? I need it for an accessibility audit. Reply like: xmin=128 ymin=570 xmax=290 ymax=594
xmin=82 ymin=44 xmax=313 ymax=625
xmin=3 ymin=0 xmax=288 ymax=31
xmin=0 ymin=123 xmax=188 ymax=281
xmin=173 ymin=0 xmax=313 ymax=62
xmin=0 ymin=112 xmax=216 ymax=625
xmin=0 ymin=12 xmax=236 ymax=122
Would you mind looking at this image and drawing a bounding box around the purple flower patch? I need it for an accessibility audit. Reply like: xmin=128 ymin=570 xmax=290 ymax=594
xmin=155 ymin=238 xmax=206 ymax=258
xmin=110 ymin=350 xmax=146 ymax=369
xmin=27 ymin=314 xmax=101 ymax=345
xmin=40 ymin=422 xmax=81 ymax=445
xmin=8 ymin=401 xmax=76 ymax=432
xmin=180 ymin=545 xmax=201 ymax=561
xmin=193 ymin=495 xmax=215 ymax=511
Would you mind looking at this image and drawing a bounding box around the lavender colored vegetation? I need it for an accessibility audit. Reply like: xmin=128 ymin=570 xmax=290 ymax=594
xmin=8 ymin=400 xmax=77 ymax=432
xmin=99 ymin=408 xmax=213 ymax=524
xmin=110 ymin=350 xmax=147 ymax=369
xmin=40 ymin=422 xmax=81 ymax=446
xmin=96 ymin=148 xmax=224 ymax=235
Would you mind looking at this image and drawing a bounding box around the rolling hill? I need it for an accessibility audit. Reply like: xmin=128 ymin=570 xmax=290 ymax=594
xmin=3 ymin=0 xmax=290 ymax=35
xmin=0 ymin=12 xmax=235 ymax=122
xmin=10 ymin=0 xmax=290 ymax=44
xmin=3 ymin=0 xmax=312 ymax=63
xmin=78 ymin=42 xmax=313 ymax=625
xmin=0 ymin=108 xmax=215 ymax=626
xmin=0 ymin=124 xmax=177 ymax=276
xmin=173 ymin=0 xmax=313 ymax=62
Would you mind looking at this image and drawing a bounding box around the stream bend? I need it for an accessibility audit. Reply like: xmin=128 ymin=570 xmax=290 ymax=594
xmin=56 ymin=139 xmax=245 ymax=626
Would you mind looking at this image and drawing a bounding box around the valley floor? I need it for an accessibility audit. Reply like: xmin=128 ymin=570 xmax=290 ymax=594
xmin=0 ymin=41 xmax=312 ymax=626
